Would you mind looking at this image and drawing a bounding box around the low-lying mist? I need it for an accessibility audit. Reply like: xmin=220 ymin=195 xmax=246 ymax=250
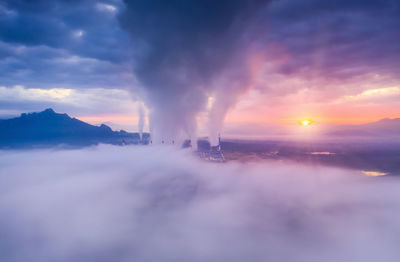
xmin=0 ymin=145 xmax=399 ymax=262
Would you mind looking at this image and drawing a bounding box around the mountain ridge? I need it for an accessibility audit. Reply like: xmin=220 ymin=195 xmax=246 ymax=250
xmin=0 ymin=108 xmax=146 ymax=148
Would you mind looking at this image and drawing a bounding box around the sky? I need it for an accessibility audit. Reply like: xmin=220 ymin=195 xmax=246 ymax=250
xmin=1 ymin=0 xmax=400 ymax=136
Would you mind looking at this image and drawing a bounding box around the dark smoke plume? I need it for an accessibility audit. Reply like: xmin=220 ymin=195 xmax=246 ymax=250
xmin=119 ymin=0 xmax=269 ymax=144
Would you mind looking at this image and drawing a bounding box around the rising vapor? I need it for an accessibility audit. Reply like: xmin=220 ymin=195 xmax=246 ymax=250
xmin=137 ymin=102 xmax=145 ymax=140
xmin=119 ymin=0 xmax=270 ymax=144
xmin=1 ymin=145 xmax=400 ymax=262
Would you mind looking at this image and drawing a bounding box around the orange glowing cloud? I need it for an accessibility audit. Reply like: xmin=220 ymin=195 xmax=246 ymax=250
xmin=77 ymin=115 xmax=141 ymax=126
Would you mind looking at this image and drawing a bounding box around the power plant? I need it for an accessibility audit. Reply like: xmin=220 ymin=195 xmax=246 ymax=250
xmin=196 ymin=134 xmax=225 ymax=162
xmin=132 ymin=133 xmax=225 ymax=162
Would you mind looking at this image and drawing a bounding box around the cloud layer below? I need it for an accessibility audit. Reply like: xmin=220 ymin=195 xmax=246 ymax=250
xmin=0 ymin=146 xmax=400 ymax=261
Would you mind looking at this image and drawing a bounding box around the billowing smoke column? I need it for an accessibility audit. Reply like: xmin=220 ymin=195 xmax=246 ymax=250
xmin=119 ymin=0 xmax=269 ymax=144
xmin=138 ymin=102 xmax=145 ymax=142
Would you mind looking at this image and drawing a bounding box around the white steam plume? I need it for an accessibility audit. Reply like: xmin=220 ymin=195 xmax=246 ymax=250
xmin=138 ymin=102 xmax=145 ymax=140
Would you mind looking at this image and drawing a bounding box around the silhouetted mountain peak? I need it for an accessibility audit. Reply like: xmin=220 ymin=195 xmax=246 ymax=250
xmin=43 ymin=108 xmax=55 ymax=114
xmin=99 ymin=124 xmax=113 ymax=132
xmin=326 ymin=117 xmax=400 ymax=137
xmin=20 ymin=108 xmax=70 ymax=119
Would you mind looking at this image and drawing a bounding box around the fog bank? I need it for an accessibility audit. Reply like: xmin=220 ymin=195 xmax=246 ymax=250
xmin=0 ymin=145 xmax=399 ymax=262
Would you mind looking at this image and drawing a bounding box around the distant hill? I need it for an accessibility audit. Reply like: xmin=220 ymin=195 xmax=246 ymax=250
xmin=0 ymin=108 xmax=148 ymax=148
xmin=326 ymin=118 xmax=400 ymax=137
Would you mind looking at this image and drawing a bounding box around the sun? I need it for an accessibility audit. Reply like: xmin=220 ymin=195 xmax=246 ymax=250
xmin=300 ymin=120 xmax=312 ymax=126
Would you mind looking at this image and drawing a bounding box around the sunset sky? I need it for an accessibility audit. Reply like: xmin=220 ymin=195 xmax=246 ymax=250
xmin=1 ymin=0 xmax=399 ymax=134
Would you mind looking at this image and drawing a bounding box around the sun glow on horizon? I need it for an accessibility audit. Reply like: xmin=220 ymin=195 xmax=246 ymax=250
xmin=300 ymin=120 xmax=312 ymax=126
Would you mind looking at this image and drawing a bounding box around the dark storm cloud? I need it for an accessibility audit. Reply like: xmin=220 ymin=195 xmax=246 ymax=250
xmin=0 ymin=0 xmax=133 ymax=90
xmin=1 ymin=0 xmax=399 ymax=89
xmin=0 ymin=43 xmax=133 ymax=89
xmin=263 ymin=0 xmax=400 ymax=80
xmin=0 ymin=0 xmax=127 ymax=61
